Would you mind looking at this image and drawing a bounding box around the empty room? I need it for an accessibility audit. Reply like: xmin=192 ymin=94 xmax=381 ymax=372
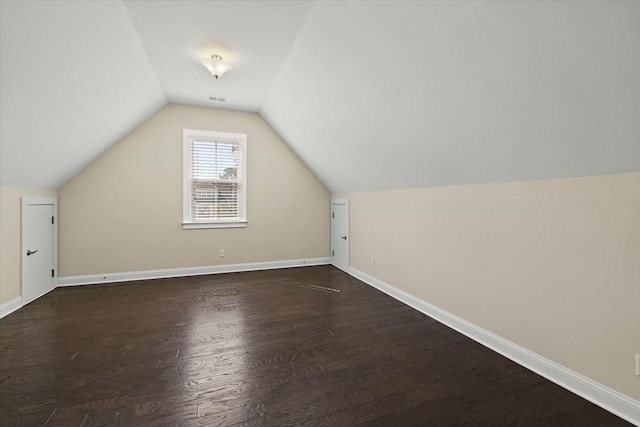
xmin=0 ymin=0 xmax=638 ymax=425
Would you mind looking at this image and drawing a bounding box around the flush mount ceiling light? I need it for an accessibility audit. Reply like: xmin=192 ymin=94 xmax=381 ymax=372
xmin=201 ymin=54 xmax=231 ymax=79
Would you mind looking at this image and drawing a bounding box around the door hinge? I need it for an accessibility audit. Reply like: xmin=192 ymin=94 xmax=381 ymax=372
xmin=332 ymin=250 xmax=334 ymax=257
xmin=51 ymin=269 xmax=55 ymax=277
xmin=52 ymin=216 xmax=54 ymax=225
xmin=332 ymin=212 xmax=334 ymax=218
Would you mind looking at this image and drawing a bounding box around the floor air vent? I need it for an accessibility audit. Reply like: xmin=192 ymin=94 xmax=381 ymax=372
xmin=274 ymin=279 xmax=340 ymax=293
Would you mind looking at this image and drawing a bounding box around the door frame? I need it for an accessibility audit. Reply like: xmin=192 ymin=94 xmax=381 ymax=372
xmin=21 ymin=197 xmax=58 ymax=303
xmin=330 ymin=198 xmax=350 ymax=272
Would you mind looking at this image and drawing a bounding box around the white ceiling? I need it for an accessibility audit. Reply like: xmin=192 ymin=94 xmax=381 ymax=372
xmin=2 ymin=1 xmax=639 ymax=191
xmin=123 ymin=1 xmax=312 ymax=111
xmin=0 ymin=0 xmax=166 ymax=189
xmin=261 ymin=1 xmax=640 ymax=192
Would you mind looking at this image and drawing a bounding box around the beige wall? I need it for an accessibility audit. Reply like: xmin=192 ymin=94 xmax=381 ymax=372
xmin=0 ymin=186 xmax=57 ymax=304
xmin=336 ymin=172 xmax=640 ymax=401
xmin=58 ymin=104 xmax=330 ymax=276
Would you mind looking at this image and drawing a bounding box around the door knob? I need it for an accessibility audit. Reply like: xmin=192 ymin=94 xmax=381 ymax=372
xmin=340 ymin=236 xmax=347 ymax=240
xmin=26 ymin=250 xmax=39 ymax=256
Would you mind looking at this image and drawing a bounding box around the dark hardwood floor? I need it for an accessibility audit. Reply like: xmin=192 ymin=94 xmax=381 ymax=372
xmin=0 ymin=265 xmax=631 ymax=426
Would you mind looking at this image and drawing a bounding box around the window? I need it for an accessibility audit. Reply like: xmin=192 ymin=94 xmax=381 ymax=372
xmin=183 ymin=129 xmax=247 ymax=229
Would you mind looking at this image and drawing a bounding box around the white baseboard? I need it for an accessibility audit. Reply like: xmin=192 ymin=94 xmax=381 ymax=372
xmin=348 ymin=267 xmax=640 ymax=426
xmin=0 ymin=296 xmax=22 ymax=319
xmin=57 ymin=257 xmax=331 ymax=287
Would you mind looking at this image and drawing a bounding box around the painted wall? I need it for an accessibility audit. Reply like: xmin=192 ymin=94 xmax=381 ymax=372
xmin=335 ymin=172 xmax=640 ymax=400
xmin=0 ymin=186 xmax=57 ymax=304
xmin=58 ymin=104 xmax=330 ymax=277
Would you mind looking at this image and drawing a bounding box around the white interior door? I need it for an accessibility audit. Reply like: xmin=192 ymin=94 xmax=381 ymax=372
xmin=331 ymin=199 xmax=349 ymax=272
xmin=22 ymin=198 xmax=57 ymax=304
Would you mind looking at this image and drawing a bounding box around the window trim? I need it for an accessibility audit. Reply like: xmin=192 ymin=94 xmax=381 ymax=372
xmin=182 ymin=129 xmax=247 ymax=229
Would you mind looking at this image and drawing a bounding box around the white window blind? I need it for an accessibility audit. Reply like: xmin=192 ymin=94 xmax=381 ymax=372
xmin=183 ymin=130 xmax=247 ymax=228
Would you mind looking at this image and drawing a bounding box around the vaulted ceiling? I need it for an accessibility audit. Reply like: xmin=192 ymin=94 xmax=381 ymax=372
xmin=0 ymin=1 xmax=166 ymax=189
xmin=2 ymin=1 xmax=639 ymax=191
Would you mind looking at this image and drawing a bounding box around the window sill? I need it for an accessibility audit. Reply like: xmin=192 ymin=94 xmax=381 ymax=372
xmin=182 ymin=221 xmax=247 ymax=230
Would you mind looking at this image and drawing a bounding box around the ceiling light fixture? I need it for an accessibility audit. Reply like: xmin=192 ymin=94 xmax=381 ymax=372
xmin=201 ymin=54 xmax=231 ymax=79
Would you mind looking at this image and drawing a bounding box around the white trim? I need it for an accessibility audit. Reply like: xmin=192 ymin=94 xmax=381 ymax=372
xmin=22 ymin=288 xmax=56 ymax=307
xmin=182 ymin=221 xmax=247 ymax=229
xmin=21 ymin=197 xmax=58 ymax=305
xmin=57 ymin=257 xmax=331 ymax=287
xmin=0 ymin=297 xmax=23 ymax=319
xmin=348 ymin=267 xmax=640 ymax=426
xmin=19 ymin=197 xmax=56 ymax=205
xmin=183 ymin=129 xmax=248 ymax=227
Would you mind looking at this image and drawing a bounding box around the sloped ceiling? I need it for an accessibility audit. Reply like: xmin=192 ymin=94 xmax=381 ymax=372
xmin=2 ymin=1 xmax=639 ymax=192
xmin=0 ymin=1 xmax=166 ymax=189
xmin=261 ymin=1 xmax=640 ymax=192
xmin=123 ymin=1 xmax=312 ymax=111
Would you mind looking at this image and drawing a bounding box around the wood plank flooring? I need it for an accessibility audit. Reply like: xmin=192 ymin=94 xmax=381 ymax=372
xmin=0 ymin=265 xmax=631 ymax=426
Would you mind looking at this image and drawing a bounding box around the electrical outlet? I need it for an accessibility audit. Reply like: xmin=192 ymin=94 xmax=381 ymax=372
xmin=636 ymin=354 xmax=640 ymax=377
xmin=370 ymin=258 xmax=375 ymax=268
xmin=219 ymin=249 xmax=225 ymax=258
